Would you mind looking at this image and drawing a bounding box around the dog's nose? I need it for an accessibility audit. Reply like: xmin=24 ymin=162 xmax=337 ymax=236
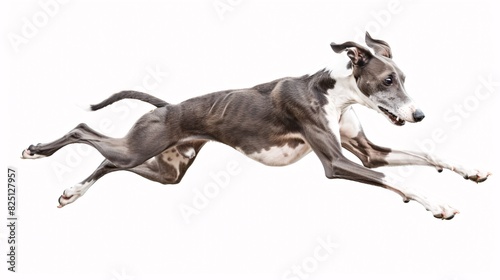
xmin=413 ymin=109 xmax=425 ymax=122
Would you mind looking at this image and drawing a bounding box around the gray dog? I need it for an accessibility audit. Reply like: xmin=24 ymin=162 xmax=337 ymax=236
xmin=22 ymin=33 xmax=490 ymax=219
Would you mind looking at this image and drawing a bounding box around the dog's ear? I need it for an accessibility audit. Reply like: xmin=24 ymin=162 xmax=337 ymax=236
xmin=365 ymin=32 xmax=392 ymax=58
xmin=330 ymin=41 xmax=372 ymax=67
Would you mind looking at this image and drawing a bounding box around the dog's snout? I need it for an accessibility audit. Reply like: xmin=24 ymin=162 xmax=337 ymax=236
xmin=413 ymin=109 xmax=425 ymax=122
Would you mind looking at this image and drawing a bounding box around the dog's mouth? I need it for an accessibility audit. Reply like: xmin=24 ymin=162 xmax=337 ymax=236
xmin=378 ymin=106 xmax=405 ymax=126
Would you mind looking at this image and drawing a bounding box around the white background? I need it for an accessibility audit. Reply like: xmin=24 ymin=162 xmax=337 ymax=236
xmin=1 ymin=0 xmax=499 ymax=279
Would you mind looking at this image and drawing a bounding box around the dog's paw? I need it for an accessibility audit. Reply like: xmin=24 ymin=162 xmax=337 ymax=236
xmin=428 ymin=204 xmax=460 ymax=220
xmin=463 ymin=169 xmax=491 ymax=183
xmin=21 ymin=144 xmax=46 ymax=159
xmin=402 ymin=188 xmax=459 ymax=220
xmin=57 ymin=181 xmax=94 ymax=208
xmin=58 ymin=191 xmax=80 ymax=208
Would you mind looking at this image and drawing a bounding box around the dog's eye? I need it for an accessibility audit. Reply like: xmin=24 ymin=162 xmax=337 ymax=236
xmin=383 ymin=76 xmax=393 ymax=86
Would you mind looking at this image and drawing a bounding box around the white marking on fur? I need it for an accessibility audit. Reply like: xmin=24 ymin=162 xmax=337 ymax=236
xmin=396 ymin=102 xmax=417 ymax=122
xmin=161 ymin=148 xmax=191 ymax=180
xmin=242 ymin=144 xmax=310 ymax=166
xmin=180 ymin=147 xmax=196 ymax=159
xmin=324 ymin=75 xmax=367 ymax=144
xmin=59 ymin=180 xmax=96 ymax=207
xmin=146 ymin=157 xmax=156 ymax=165
xmin=326 ymin=72 xmax=422 ymax=124
xmin=339 ymin=108 xmax=363 ymax=139
xmin=330 ymin=74 xmax=374 ymax=109
xmin=380 ymin=178 xmax=459 ymax=219
xmin=65 ymin=180 xmax=95 ymax=197
xmin=238 ymin=134 xmax=311 ymax=166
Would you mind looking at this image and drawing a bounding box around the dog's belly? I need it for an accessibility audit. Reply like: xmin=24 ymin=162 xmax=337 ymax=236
xmin=237 ymin=138 xmax=312 ymax=166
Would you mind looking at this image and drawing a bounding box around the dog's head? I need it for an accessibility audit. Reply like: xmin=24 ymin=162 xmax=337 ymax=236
xmin=330 ymin=32 xmax=424 ymax=126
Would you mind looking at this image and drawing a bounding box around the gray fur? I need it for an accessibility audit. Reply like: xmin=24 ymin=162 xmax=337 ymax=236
xmin=21 ymin=33 xmax=489 ymax=219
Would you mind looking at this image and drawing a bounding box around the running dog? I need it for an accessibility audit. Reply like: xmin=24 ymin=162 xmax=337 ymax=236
xmin=22 ymin=32 xmax=490 ymax=219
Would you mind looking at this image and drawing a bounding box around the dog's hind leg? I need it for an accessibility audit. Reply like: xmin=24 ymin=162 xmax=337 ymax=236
xmin=339 ymin=108 xmax=491 ymax=183
xmin=57 ymin=159 xmax=114 ymax=207
xmin=57 ymin=141 xmax=206 ymax=207
xmin=21 ymin=123 xmax=108 ymax=159
xmin=22 ymin=107 xmax=176 ymax=169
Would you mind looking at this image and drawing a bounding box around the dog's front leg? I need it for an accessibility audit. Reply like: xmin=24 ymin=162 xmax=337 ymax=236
xmin=302 ymin=124 xmax=459 ymax=219
xmin=339 ymin=108 xmax=491 ymax=183
xmin=329 ymin=156 xmax=460 ymax=219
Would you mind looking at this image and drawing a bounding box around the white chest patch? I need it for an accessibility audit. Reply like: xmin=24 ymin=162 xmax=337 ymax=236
xmin=323 ymin=101 xmax=341 ymax=144
xmin=238 ymin=134 xmax=312 ymax=166
xmin=324 ymin=74 xmax=366 ymax=144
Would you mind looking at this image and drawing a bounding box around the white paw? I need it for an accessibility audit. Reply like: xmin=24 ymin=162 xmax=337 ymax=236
xmin=448 ymin=161 xmax=491 ymax=183
xmin=57 ymin=181 xmax=95 ymax=208
xmin=21 ymin=148 xmax=46 ymax=159
xmin=462 ymin=169 xmax=491 ymax=183
xmin=428 ymin=203 xmax=460 ymax=220
xmin=58 ymin=192 xmax=81 ymax=208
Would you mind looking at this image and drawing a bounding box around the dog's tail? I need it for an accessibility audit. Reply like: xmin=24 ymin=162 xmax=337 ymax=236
xmin=90 ymin=90 xmax=168 ymax=111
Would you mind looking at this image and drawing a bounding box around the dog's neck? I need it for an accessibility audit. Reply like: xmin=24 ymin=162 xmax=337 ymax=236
xmin=324 ymin=71 xmax=370 ymax=117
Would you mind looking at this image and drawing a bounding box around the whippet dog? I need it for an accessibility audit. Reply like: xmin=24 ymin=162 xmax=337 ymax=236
xmin=22 ymin=32 xmax=490 ymax=219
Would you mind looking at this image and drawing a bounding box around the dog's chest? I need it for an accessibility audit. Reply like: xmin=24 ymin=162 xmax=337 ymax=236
xmin=324 ymin=79 xmax=360 ymax=143
xmin=322 ymin=95 xmax=345 ymax=144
